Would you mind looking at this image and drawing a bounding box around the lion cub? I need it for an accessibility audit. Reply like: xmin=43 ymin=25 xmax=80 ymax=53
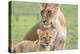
xmin=11 ymin=28 xmax=57 ymax=53
xmin=36 ymin=28 xmax=57 ymax=51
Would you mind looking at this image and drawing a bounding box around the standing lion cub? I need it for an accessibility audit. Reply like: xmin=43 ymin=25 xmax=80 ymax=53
xmin=11 ymin=28 xmax=57 ymax=53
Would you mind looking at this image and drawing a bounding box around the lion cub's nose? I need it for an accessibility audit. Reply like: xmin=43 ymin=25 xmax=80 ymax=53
xmin=43 ymin=20 xmax=47 ymax=23
xmin=46 ymin=43 xmax=49 ymax=45
xmin=43 ymin=20 xmax=49 ymax=25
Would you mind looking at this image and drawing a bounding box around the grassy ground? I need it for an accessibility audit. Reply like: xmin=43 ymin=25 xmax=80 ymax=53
xmin=61 ymin=5 xmax=78 ymax=49
xmin=10 ymin=2 xmax=78 ymax=49
xmin=11 ymin=15 xmax=41 ymax=44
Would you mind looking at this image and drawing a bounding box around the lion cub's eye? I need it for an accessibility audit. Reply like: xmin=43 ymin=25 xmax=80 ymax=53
xmin=49 ymin=36 xmax=52 ymax=39
xmin=48 ymin=10 xmax=51 ymax=13
xmin=50 ymin=22 xmax=52 ymax=24
xmin=43 ymin=37 xmax=46 ymax=39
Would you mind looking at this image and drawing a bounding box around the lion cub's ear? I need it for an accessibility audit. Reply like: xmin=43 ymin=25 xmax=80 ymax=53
xmin=54 ymin=4 xmax=60 ymax=7
xmin=40 ymin=3 xmax=47 ymax=10
xmin=47 ymin=3 xmax=61 ymax=9
xmin=40 ymin=3 xmax=44 ymax=10
xmin=54 ymin=4 xmax=61 ymax=10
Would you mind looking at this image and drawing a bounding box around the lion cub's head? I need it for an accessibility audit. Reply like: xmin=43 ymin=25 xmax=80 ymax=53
xmin=37 ymin=29 xmax=57 ymax=47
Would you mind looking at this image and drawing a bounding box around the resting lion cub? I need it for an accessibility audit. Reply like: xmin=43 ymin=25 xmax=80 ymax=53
xmin=11 ymin=28 xmax=57 ymax=53
xmin=36 ymin=29 xmax=57 ymax=51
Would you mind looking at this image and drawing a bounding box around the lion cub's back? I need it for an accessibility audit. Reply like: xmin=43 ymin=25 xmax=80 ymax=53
xmin=14 ymin=40 xmax=35 ymax=52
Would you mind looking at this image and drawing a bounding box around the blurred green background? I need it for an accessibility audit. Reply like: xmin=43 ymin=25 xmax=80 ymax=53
xmin=10 ymin=1 xmax=78 ymax=49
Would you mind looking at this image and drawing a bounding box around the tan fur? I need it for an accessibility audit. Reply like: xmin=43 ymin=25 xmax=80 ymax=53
xmin=24 ymin=21 xmax=40 ymax=41
xmin=24 ymin=3 xmax=66 ymax=50
xmin=35 ymin=28 xmax=56 ymax=51
xmin=11 ymin=40 xmax=35 ymax=53
xmin=40 ymin=3 xmax=66 ymax=50
xmin=11 ymin=28 xmax=56 ymax=53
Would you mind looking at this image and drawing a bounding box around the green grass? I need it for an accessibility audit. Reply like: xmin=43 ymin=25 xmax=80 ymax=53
xmin=11 ymin=15 xmax=41 ymax=44
xmin=61 ymin=5 xmax=78 ymax=49
xmin=10 ymin=2 xmax=78 ymax=49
